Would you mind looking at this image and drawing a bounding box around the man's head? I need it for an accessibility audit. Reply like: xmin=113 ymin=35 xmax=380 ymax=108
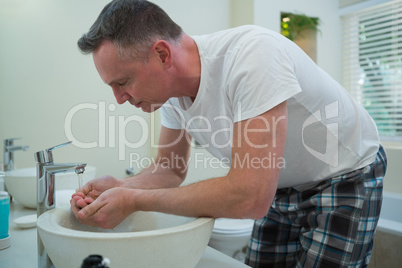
xmin=78 ymin=0 xmax=191 ymax=113
xmin=78 ymin=0 xmax=183 ymax=62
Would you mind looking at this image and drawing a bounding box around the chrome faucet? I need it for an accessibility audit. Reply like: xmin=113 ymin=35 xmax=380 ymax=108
xmin=3 ymin=138 xmax=29 ymax=171
xmin=35 ymin=141 xmax=86 ymax=268
xmin=3 ymin=138 xmax=29 ymax=200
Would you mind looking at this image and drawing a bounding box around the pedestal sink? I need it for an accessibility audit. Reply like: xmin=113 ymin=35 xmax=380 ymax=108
xmin=36 ymin=206 xmax=214 ymax=268
xmin=4 ymin=166 xmax=96 ymax=208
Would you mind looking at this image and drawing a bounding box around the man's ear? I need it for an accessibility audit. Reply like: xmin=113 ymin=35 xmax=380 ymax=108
xmin=152 ymin=40 xmax=172 ymax=67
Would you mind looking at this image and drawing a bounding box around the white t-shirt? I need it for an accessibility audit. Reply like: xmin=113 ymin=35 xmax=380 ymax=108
xmin=160 ymin=25 xmax=380 ymax=189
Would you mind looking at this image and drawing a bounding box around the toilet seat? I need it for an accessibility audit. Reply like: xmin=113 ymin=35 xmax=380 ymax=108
xmin=212 ymin=218 xmax=254 ymax=235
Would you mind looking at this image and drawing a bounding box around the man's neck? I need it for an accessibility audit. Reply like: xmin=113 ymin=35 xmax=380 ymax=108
xmin=171 ymin=34 xmax=201 ymax=100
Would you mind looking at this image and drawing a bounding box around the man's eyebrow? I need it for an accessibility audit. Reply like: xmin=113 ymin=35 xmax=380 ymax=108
xmin=107 ymin=80 xmax=117 ymax=86
xmin=107 ymin=78 xmax=126 ymax=86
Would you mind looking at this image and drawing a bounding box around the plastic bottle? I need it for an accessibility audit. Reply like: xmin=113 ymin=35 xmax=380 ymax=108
xmin=0 ymin=191 xmax=11 ymax=250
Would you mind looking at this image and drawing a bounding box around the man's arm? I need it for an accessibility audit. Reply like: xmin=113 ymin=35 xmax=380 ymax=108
xmin=133 ymin=101 xmax=287 ymax=219
xmin=77 ymin=101 xmax=287 ymax=228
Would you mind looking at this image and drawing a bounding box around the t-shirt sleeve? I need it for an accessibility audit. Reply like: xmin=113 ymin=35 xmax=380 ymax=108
xmin=227 ymin=34 xmax=302 ymax=122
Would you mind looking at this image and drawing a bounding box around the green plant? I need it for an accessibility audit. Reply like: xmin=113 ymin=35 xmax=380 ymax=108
xmin=281 ymin=12 xmax=320 ymax=41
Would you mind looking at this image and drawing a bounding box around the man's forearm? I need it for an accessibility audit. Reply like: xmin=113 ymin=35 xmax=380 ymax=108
xmin=129 ymin=170 xmax=277 ymax=220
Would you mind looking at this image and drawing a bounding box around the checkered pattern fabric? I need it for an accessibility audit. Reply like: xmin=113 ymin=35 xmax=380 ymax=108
xmin=245 ymin=145 xmax=387 ymax=268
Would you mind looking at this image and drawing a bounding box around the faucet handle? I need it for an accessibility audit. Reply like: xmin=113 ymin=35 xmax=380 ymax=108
xmin=46 ymin=141 xmax=72 ymax=152
xmin=4 ymin=138 xmax=21 ymax=146
xmin=34 ymin=141 xmax=72 ymax=164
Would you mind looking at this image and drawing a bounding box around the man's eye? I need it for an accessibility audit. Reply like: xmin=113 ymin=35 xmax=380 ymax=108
xmin=118 ymin=82 xmax=126 ymax=86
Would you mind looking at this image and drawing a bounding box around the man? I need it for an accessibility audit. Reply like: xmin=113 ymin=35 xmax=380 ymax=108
xmin=71 ymin=0 xmax=387 ymax=267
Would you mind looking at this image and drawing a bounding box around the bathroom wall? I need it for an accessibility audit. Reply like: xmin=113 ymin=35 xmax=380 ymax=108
xmin=253 ymin=0 xmax=342 ymax=82
xmin=230 ymin=0 xmax=254 ymax=27
xmin=382 ymin=144 xmax=402 ymax=194
xmin=0 ymin=0 xmax=231 ymax=179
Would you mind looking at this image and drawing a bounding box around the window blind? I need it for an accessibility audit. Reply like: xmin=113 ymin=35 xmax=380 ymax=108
xmin=341 ymin=0 xmax=402 ymax=139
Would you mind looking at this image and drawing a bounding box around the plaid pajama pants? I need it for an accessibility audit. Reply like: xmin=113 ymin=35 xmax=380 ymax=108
xmin=245 ymin=145 xmax=387 ymax=268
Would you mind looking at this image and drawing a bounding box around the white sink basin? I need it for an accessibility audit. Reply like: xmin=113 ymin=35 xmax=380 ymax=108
xmin=37 ymin=207 xmax=214 ymax=268
xmin=4 ymin=166 xmax=96 ymax=208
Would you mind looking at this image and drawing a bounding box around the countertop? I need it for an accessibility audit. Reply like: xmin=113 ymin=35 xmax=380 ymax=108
xmin=0 ymin=201 xmax=250 ymax=268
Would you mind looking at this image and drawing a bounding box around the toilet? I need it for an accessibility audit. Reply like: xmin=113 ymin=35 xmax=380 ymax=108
xmin=208 ymin=218 xmax=255 ymax=260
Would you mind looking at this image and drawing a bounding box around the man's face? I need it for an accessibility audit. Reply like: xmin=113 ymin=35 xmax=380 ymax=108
xmin=93 ymin=40 xmax=170 ymax=113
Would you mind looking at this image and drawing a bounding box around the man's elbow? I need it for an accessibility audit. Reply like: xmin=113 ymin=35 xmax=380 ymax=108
xmin=233 ymin=189 xmax=273 ymax=220
xmin=225 ymin=172 xmax=278 ymax=220
xmin=242 ymin=197 xmax=271 ymax=220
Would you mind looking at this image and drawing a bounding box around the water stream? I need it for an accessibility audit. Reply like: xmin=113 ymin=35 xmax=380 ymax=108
xmin=77 ymin=173 xmax=83 ymax=190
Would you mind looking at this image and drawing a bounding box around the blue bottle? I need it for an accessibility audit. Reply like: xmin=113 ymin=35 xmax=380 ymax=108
xmin=0 ymin=191 xmax=11 ymax=250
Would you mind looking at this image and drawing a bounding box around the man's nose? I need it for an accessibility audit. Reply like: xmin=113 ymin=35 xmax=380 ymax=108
xmin=112 ymin=87 xmax=129 ymax=104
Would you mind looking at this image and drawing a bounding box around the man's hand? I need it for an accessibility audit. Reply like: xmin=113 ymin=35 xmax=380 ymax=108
xmin=71 ymin=187 xmax=136 ymax=229
xmin=71 ymin=175 xmax=120 ymax=207
xmin=70 ymin=175 xmax=128 ymax=228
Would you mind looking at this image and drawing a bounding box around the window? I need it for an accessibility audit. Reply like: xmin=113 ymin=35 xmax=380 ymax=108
xmin=341 ymin=0 xmax=402 ymax=140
